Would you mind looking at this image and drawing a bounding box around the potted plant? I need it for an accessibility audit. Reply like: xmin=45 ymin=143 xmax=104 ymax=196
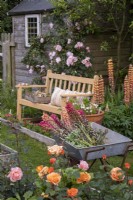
xmin=70 ymin=97 xmax=104 ymax=124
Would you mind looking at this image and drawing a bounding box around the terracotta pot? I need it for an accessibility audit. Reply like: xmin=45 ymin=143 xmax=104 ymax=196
xmin=85 ymin=111 xmax=104 ymax=124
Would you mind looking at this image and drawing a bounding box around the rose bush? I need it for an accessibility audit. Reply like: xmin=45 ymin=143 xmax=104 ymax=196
xmin=0 ymin=145 xmax=133 ymax=199
xmin=22 ymin=17 xmax=94 ymax=78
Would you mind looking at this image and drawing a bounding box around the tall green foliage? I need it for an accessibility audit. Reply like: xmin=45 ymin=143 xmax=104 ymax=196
xmin=0 ymin=0 xmax=22 ymax=34
xmin=51 ymin=0 xmax=133 ymax=84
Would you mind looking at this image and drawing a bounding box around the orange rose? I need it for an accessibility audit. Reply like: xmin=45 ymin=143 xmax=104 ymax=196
xmin=38 ymin=166 xmax=49 ymax=179
xmin=77 ymin=172 xmax=91 ymax=183
xmin=48 ymin=145 xmax=64 ymax=156
xmin=102 ymin=154 xmax=107 ymax=160
xmin=48 ymin=167 xmax=54 ymax=173
xmin=46 ymin=172 xmax=61 ymax=185
xmin=128 ymin=180 xmax=133 ymax=186
xmin=36 ymin=165 xmax=43 ymax=173
xmin=110 ymin=167 xmax=125 ymax=182
xmin=50 ymin=158 xmax=56 ymax=164
xmin=124 ymin=162 xmax=131 ymax=169
xmin=67 ymin=188 xmax=78 ymax=197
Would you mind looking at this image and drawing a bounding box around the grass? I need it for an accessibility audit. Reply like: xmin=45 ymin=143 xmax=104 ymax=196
xmin=0 ymin=123 xmax=50 ymax=169
xmin=0 ymin=122 xmax=133 ymax=176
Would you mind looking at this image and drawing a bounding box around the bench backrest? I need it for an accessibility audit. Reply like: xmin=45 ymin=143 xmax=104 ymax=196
xmin=45 ymin=70 xmax=97 ymax=95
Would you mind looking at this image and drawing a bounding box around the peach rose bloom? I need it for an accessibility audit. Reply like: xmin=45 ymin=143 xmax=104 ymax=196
xmin=48 ymin=145 xmax=64 ymax=156
xmin=7 ymin=167 xmax=23 ymax=182
xmin=110 ymin=167 xmax=125 ymax=182
xmin=36 ymin=165 xmax=44 ymax=173
xmin=46 ymin=172 xmax=61 ymax=185
xmin=77 ymin=172 xmax=91 ymax=183
xmin=38 ymin=166 xmax=49 ymax=179
xmin=67 ymin=188 xmax=78 ymax=197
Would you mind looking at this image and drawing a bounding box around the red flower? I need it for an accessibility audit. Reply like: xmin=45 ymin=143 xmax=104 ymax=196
xmin=5 ymin=113 xmax=12 ymax=118
xmin=50 ymin=158 xmax=56 ymax=164
xmin=128 ymin=180 xmax=133 ymax=186
xmin=102 ymin=154 xmax=107 ymax=160
xmin=124 ymin=163 xmax=131 ymax=169
xmin=48 ymin=167 xmax=54 ymax=173
xmin=60 ymin=149 xmax=65 ymax=155
xmin=48 ymin=151 xmax=51 ymax=155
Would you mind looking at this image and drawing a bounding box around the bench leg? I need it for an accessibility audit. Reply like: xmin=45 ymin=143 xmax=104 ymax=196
xmin=17 ymin=103 xmax=22 ymax=121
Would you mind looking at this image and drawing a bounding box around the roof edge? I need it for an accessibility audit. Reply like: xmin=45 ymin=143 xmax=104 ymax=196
xmin=8 ymin=8 xmax=54 ymax=16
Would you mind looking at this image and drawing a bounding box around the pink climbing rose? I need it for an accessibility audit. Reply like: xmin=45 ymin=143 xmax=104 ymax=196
xmin=74 ymin=42 xmax=84 ymax=49
xmin=55 ymin=45 xmax=62 ymax=52
xmin=66 ymin=55 xmax=78 ymax=66
xmin=82 ymin=57 xmax=92 ymax=68
xmin=7 ymin=167 xmax=23 ymax=182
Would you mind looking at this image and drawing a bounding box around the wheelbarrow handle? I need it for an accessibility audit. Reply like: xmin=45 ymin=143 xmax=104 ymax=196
xmin=84 ymin=147 xmax=105 ymax=160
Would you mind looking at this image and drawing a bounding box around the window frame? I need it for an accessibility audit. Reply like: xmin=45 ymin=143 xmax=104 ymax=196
xmin=25 ymin=14 xmax=40 ymax=47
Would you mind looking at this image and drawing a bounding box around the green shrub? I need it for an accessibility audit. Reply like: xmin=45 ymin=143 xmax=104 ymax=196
xmin=103 ymin=103 xmax=133 ymax=139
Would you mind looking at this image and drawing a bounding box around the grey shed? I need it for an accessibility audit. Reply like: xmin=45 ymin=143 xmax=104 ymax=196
xmin=8 ymin=0 xmax=54 ymax=84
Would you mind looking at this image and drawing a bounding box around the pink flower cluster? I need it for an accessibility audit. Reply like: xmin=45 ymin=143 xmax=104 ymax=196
xmin=66 ymin=55 xmax=78 ymax=66
xmin=74 ymin=42 xmax=84 ymax=49
xmin=55 ymin=45 xmax=62 ymax=52
xmin=7 ymin=167 xmax=23 ymax=182
xmin=82 ymin=57 xmax=92 ymax=68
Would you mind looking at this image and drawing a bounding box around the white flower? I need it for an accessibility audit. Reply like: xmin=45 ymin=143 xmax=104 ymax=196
xmin=36 ymin=65 xmax=40 ymax=68
xmin=29 ymin=68 xmax=33 ymax=74
xmin=56 ymin=57 xmax=61 ymax=63
xmin=66 ymin=51 xmax=73 ymax=57
xmin=61 ymin=72 xmax=66 ymax=75
xmin=67 ymin=38 xmax=72 ymax=44
xmin=41 ymin=65 xmax=45 ymax=69
xmin=49 ymin=22 xmax=54 ymax=29
xmin=40 ymin=37 xmax=44 ymax=43
xmin=55 ymin=45 xmax=62 ymax=52
xmin=26 ymin=65 xmax=30 ymax=69
xmin=75 ymin=22 xmax=80 ymax=30
xmin=49 ymin=51 xmax=56 ymax=60
xmin=86 ymin=47 xmax=90 ymax=53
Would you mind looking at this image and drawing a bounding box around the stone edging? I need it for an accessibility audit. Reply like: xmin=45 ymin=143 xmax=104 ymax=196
xmin=0 ymin=117 xmax=55 ymax=146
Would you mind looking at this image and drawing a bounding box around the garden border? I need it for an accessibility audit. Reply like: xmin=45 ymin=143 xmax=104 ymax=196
xmin=0 ymin=117 xmax=55 ymax=146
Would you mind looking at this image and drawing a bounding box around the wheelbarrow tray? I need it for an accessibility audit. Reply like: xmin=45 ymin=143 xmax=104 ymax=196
xmin=55 ymin=122 xmax=132 ymax=160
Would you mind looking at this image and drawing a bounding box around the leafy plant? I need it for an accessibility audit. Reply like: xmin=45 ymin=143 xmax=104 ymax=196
xmin=70 ymin=97 xmax=103 ymax=114
xmin=103 ymin=103 xmax=133 ymax=139
xmin=0 ymin=82 xmax=17 ymax=114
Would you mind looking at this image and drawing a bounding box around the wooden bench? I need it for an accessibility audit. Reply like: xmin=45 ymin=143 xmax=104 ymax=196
xmin=16 ymin=70 xmax=98 ymax=121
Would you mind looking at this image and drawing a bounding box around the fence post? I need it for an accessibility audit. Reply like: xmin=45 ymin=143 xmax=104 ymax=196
xmin=1 ymin=33 xmax=15 ymax=87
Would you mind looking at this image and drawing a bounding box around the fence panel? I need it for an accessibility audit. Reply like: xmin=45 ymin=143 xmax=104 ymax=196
xmin=0 ymin=33 xmax=15 ymax=87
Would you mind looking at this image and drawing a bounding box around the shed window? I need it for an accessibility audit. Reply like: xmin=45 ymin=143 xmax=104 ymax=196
xmin=25 ymin=15 xmax=40 ymax=47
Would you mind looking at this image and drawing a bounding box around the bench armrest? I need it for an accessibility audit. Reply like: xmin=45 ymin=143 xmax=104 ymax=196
xmin=16 ymin=84 xmax=47 ymax=89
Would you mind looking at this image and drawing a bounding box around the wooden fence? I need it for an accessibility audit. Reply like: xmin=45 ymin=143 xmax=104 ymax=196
xmin=0 ymin=33 xmax=15 ymax=87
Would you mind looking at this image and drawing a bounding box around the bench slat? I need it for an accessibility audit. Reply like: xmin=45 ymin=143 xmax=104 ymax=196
xmin=63 ymin=80 xmax=67 ymax=90
xmin=49 ymin=78 xmax=54 ymax=94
